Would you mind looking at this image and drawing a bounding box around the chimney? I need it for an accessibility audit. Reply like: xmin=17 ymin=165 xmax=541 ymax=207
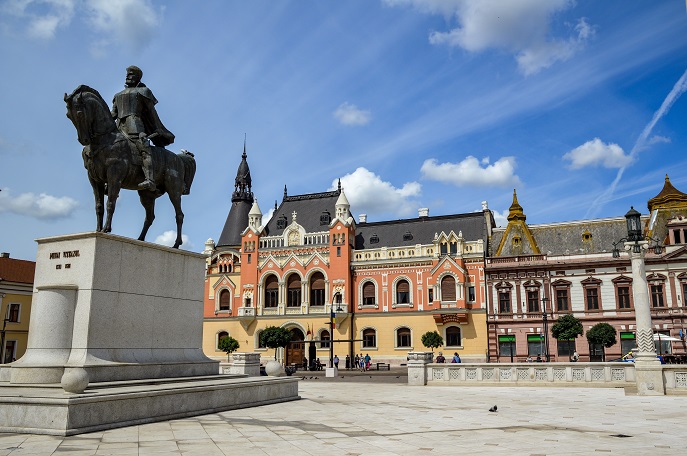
xmin=418 ymin=208 xmax=429 ymax=218
xmin=0 ymin=253 xmax=9 ymax=258
xmin=359 ymin=214 xmax=367 ymax=223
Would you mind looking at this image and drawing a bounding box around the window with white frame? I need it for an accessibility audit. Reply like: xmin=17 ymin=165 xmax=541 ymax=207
xmin=445 ymin=326 xmax=462 ymax=347
xmin=396 ymin=327 xmax=411 ymax=348
xmin=362 ymin=328 xmax=376 ymax=348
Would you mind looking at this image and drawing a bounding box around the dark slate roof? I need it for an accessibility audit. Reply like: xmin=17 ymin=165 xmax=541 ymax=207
xmin=217 ymin=200 xmax=252 ymax=247
xmin=0 ymin=257 xmax=36 ymax=284
xmin=264 ymin=190 xmax=341 ymax=236
xmin=355 ymin=212 xmax=488 ymax=250
xmin=490 ymin=216 xmax=633 ymax=257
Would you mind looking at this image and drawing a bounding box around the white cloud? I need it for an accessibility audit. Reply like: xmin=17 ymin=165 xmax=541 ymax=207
xmin=333 ymin=102 xmax=371 ymax=126
xmin=2 ymin=0 xmax=76 ymax=40
xmin=421 ymin=156 xmax=520 ymax=187
xmin=85 ymin=0 xmax=162 ymax=54
xmin=0 ymin=188 xmax=78 ymax=219
xmin=0 ymin=0 xmax=161 ymax=52
xmin=386 ymin=0 xmax=593 ymax=75
xmin=491 ymin=208 xmax=509 ymax=228
xmin=154 ymin=230 xmax=192 ymax=249
xmin=330 ymin=167 xmax=421 ymax=218
xmin=563 ymin=138 xmax=633 ymax=170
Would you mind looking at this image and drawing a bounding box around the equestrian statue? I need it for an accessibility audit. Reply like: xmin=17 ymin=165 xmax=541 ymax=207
xmin=65 ymin=66 xmax=196 ymax=248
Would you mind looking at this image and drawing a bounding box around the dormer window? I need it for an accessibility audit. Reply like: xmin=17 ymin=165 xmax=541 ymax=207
xmin=403 ymin=231 xmax=413 ymax=241
xmin=582 ymin=230 xmax=592 ymax=242
xmin=276 ymin=215 xmax=287 ymax=229
xmin=320 ymin=211 xmax=331 ymax=225
xmin=512 ymin=236 xmax=521 ymax=247
xmin=370 ymin=233 xmax=379 ymax=244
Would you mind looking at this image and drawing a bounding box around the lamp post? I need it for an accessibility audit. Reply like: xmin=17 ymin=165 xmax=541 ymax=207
xmin=541 ymin=297 xmax=550 ymax=362
xmin=328 ymin=303 xmax=343 ymax=368
xmin=612 ymin=206 xmax=665 ymax=395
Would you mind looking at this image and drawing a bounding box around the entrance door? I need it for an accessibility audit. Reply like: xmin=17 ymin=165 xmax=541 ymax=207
xmin=286 ymin=328 xmax=305 ymax=367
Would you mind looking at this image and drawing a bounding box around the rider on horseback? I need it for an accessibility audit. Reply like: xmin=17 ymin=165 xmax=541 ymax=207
xmin=111 ymin=66 xmax=175 ymax=192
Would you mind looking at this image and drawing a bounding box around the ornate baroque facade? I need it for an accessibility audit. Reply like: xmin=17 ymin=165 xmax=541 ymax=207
xmin=202 ymin=151 xmax=495 ymax=366
xmin=486 ymin=177 xmax=687 ymax=362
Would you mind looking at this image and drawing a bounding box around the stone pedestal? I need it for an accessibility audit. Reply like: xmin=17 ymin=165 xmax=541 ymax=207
xmin=634 ymin=356 xmax=666 ymax=396
xmin=407 ymin=352 xmax=433 ymax=386
xmin=325 ymin=367 xmax=338 ymax=378
xmin=221 ymin=352 xmax=261 ymax=376
xmin=8 ymin=232 xmax=217 ymax=384
xmin=0 ymin=232 xmax=300 ymax=435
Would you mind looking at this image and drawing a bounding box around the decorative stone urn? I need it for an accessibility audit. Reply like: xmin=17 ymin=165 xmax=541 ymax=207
xmin=265 ymin=359 xmax=285 ymax=377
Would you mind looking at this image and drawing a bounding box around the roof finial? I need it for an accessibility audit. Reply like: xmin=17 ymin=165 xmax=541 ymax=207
xmin=242 ymin=133 xmax=247 ymax=159
xmin=274 ymin=200 xmax=278 ymax=210
xmin=338 ymin=179 xmax=342 ymax=192
xmin=284 ymin=185 xmax=287 ymax=199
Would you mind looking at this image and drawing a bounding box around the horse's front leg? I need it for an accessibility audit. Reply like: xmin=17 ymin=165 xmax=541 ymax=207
xmin=138 ymin=191 xmax=156 ymax=242
xmin=103 ymin=180 xmax=121 ymax=234
xmin=169 ymin=192 xmax=184 ymax=249
xmin=90 ymin=178 xmax=105 ymax=232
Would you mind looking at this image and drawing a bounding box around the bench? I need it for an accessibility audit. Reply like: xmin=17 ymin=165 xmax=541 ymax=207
xmin=376 ymin=362 xmax=390 ymax=371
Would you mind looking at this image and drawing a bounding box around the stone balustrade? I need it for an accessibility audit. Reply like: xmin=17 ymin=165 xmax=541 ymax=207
xmin=406 ymin=352 xmax=687 ymax=395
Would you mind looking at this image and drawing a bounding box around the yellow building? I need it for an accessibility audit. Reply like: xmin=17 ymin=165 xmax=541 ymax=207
xmin=0 ymin=253 xmax=35 ymax=363
xmin=202 ymin=151 xmax=493 ymax=366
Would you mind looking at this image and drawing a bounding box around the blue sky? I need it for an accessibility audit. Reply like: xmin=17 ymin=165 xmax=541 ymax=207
xmin=2 ymin=0 xmax=687 ymax=261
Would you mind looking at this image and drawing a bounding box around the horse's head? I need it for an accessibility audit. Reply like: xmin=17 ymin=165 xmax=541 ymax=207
xmin=65 ymin=85 xmax=115 ymax=146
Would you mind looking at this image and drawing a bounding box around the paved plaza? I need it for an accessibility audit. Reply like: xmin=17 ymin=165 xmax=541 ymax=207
xmin=0 ymin=374 xmax=685 ymax=455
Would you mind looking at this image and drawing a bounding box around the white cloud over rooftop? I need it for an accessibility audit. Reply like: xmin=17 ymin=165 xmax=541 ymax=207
xmin=563 ymin=138 xmax=633 ymax=170
xmin=421 ymin=156 xmax=520 ymax=187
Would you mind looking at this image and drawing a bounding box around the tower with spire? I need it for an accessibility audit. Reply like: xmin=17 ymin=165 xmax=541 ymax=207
xmin=217 ymin=140 xmax=255 ymax=248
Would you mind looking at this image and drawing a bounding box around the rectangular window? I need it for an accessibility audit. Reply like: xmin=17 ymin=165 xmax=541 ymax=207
xmin=683 ymin=283 xmax=687 ymax=306
xmin=7 ymin=304 xmax=20 ymax=322
xmin=397 ymin=331 xmax=411 ymax=348
xmin=651 ymin=284 xmax=665 ymax=307
xmin=555 ymin=289 xmax=569 ymax=311
xmin=557 ymin=340 xmax=575 ymax=357
xmin=620 ymin=332 xmax=635 ymax=358
xmin=428 ymin=289 xmax=434 ymax=303
xmin=337 ymin=247 xmax=341 ymax=257
xmin=527 ymin=334 xmax=544 ymax=357
xmin=363 ymin=332 xmax=376 ymax=348
xmin=311 ymin=289 xmax=325 ymax=306
xmin=498 ymin=335 xmax=516 ymax=357
xmin=468 ymin=286 xmax=475 ymax=302
xmin=397 ymin=292 xmax=409 ymax=304
xmin=617 ymin=286 xmax=631 ymax=309
xmin=449 ymin=242 xmax=457 ymax=255
xmin=527 ymin=291 xmax=540 ymax=313
xmin=674 ymin=229 xmax=683 ymax=244
xmin=586 ymin=287 xmax=599 ymax=310
xmin=287 ymin=289 xmax=301 ymax=307
xmin=498 ymin=291 xmax=511 ymax=313
xmin=247 ymin=254 xmax=251 ymax=264
xmin=265 ymin=290 xmax=278 ymax=308
xmin=2 ymin=340 xmax=16 ymax=363
xmin=440 ymin=243 xmax=448 ymax=255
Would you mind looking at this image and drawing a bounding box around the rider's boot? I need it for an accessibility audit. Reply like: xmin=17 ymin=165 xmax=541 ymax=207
xmin=138 ymin=153 xmax=157 ymax=191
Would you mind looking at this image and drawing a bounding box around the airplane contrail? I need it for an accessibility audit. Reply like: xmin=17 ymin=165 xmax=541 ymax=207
xmin=585 ymin=67 xmax=687 ymax=218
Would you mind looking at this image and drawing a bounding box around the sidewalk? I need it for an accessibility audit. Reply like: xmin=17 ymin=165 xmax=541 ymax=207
xmin=0 ymin=381 xmax=685 ymax=455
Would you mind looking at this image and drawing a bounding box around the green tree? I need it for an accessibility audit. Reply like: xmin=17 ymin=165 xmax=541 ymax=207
xmin=551 ymin=314 xmax=584 ymax=359
xmin=586 ymin=323 xmax=617 ymax=362
xmin=421 ymin=331 xmax=444 ymax=352
xmin=260 ymin=326 xmax=293 ymax=360
xmin=218 ymin=336 xmax=240 ymax=362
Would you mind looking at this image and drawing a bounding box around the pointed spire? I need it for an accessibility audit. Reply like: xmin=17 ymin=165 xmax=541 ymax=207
xmin=338 ymin=179 xmax=342 ymax=193
xmin=232 ymin=138 xmax=253 ymax=204
xmin=507 ymin=189 xmax=526 ymax=222
xmin=274 ymin=200 xmax=278 ymax=210
xmin=284 ymin=185 xmax=287 ymax=199
xmin=336 ymin=186 xmax=350 ymax=220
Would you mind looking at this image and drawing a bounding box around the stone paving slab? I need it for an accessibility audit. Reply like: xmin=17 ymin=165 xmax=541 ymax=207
xmin=0 ymin=382 xmax=685 ymax=455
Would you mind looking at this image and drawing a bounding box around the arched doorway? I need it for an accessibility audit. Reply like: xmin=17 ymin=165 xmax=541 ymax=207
xmin=286 ymin=328 xmax=305 ymax=367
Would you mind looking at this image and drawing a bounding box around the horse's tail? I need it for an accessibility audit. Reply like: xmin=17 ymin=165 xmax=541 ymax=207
xmin=179 ymin=149 xmax=196 ymax=195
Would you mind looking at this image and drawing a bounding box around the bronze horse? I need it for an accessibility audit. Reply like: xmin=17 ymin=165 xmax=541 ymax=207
xmin=65 ymin=85 xmax=196 ymax=248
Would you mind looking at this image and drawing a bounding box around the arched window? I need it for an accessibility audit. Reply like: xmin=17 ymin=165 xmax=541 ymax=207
xmin=396 ymin=327 xmax=411 ymax=348
xmin=287 ymin=274 xmax=301 ymax=307
xmin=264 ymin=275 xmax=279 ymax=308
xmin=320 ymin=329 xmax=330 ymax=349
xmin=362 ymin=328 xmax=376 ymax=348
xmin=446 ymin=326 xmax=461 ymax=346
xmin=310 ymin=272 xmax=325 ymax=306
xmin=217 ymin=331 xmax=228 ymax=349
xmin=441 ymin=276 xmax=456 ymax=302
xmin=363 ymin=281 xmax=376 ymax=305
xmin=396 ymin=279 xmax=410 ymax=304
xmin=219 ymin=289 xmax=231 ymax=311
